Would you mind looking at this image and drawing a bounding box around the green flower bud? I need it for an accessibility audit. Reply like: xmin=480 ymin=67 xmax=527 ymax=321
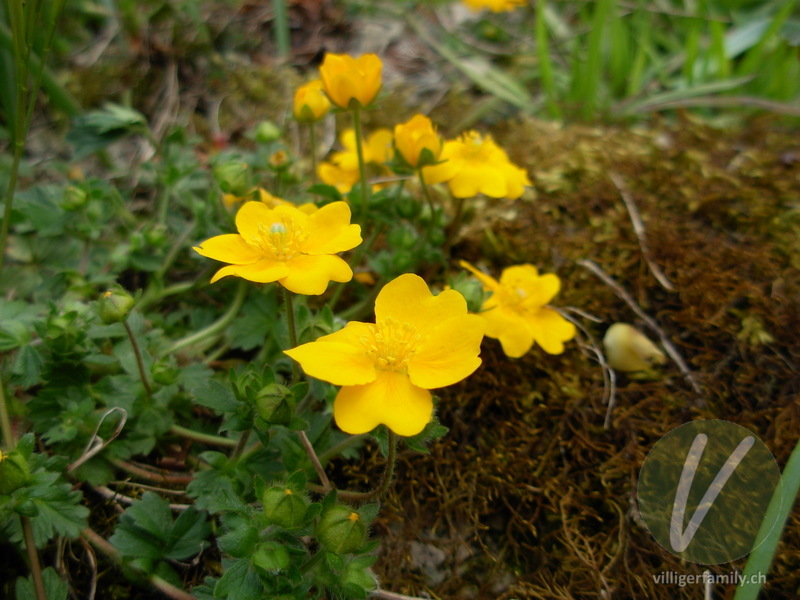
xmin=97 ymin=286 xmax=136 ymax=324
xmin=254 ymin=120 xmax=283 ymax=144
xmin=268 ymin=150 xmax=291 ymax=172
xmin=144 ymin=224 xmax=168 ymax=247
xmin=213 ymin=161 xmax=252 ymax=196
xmin=62 ymin=185 xmax=88 ymax=210
xmin=255 ymin=384 xmax=295 ymax=425
xmin=252 ymin=541 xmax=290 ymax=573
xmin=151 ymin=358 xmax=178 ymax=385
xmin=317 ymin=505 xmax=367 ymax=555
xmin=0 ymin=449 xmax=31 ymax=495
xmin=262 ymin=485 xmax=309 ymax=528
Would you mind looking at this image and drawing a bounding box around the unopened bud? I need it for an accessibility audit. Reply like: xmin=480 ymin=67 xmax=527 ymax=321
xmin=603 ymin=323 xmax=666 ymax=372
xmin=262 ymin=485 xmax=309 ymax=528
xmin=0 ymin=449 xmax=31 ymax=495
xmin=213 ymin=161 xmax=252 ymax=196
xmin=255 ymin=384 xmax=295 ymax=425
xmin=317 ymin=505 xmax=366 ymax=554
xmin=97 ymin=286 xmax=136 ymax=324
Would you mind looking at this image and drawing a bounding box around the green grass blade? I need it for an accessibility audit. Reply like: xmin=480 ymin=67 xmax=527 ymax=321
xmin=536 ymin=0 xmax=561 ymax=118
xmin=734 ymin=434 xmax=800 ymax=600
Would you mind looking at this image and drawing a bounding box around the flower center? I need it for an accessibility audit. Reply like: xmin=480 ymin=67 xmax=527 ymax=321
xmin=360 ymin=317 xmax=422 ymax=372
xmin=246 ymin=217 xmax=308 ymax=261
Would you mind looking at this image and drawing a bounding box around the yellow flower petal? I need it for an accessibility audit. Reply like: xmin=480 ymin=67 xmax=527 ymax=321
xmin=365 ymin=129 xmax=394 ymax=164
xmin=528 ymin=308 xmax=576 ymax=355
xmin=334 ymin=371 xmax=433 ymax=436
xmin=193 ymin=233 xmax=261 ymax=264
xmin=285 ymin=322 xmax=377 ymax=385
xmin=280 ymin=254 xmax=353 ymax=295
xmin=209 ymin=259 xmax=289 ymax=284
xmin=303 ymin=202 xmax=362 ymax=254
xmin=478 ymin=305 xmax=534 ymax=358
xmin=499 ymin=265 xmax=561 ymax=308
xmin=459 ymin=260 xmax=502 ymax=294
xmin=374 ymin=274 xmax=468 ymax=332
xmin=235 ymin=201 xmax=276 ymax=240
xmin=408 ymin=314 xmax=484 ymax=389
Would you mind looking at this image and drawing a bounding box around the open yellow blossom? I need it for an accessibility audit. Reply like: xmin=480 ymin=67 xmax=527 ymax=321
xmin=394 ymin=114 xmax=443 ymax=169
xmin=285 ymin=274 xmax=485 ymax=436
xmin=258 ymin=188 xmax=318 ymax=214
xmin=293 ymin=79 xmax=331 ymax=123
xmin=461 ymin=261 xmax=575 ymax=358
xmin=318 ymin=128 xmax=393 ymax=193
xmin=462 ymin=0 xmax=527 ymax=12
xmin=423 ymin=131 xmax=531 ymax=199
xmin=193 ymin=201 xmax=362 ymax=295
xmin=319 ymin=53 xmax=383 ymax=109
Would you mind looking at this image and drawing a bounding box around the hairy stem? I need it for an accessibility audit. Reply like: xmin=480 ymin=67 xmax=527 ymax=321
xmin=351 ymin=106 xmax=370 ymax=216
xmin=124 ymin=320 xmax=152 ymax=399
xmin=21 ymin=516 xmax=46 ymax=600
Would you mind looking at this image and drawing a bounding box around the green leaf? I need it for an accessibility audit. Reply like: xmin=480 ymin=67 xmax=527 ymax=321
xmin=11 ymin=344 xmax=45 ymax=388
xmin=110 ymin=492 xmax=210 ymax=565
xmin=10 ymin=470 xmax=90 ymax=545
xmin=15 ymin=567 xmax=68 ymax=600
xmin=67 ymin=103 xmax=149 ymax=159
xmin=214 ymin=558 xmax=265 ymax=600
xmin=189 ymin=379 xmax=242 ymax=414
xmin=218 ymin=524 xmax=260 ymax=558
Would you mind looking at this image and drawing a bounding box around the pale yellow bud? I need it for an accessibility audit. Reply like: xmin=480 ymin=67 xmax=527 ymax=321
xmin=603 ymin=323 xmax=666 ymax=372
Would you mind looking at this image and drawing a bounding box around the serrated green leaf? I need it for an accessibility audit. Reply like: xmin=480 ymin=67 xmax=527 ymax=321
xmin=15 ymin=567 xmax=68 ymax=600
xmin=110 ymin=492 xmax=210 ymax=564
xmin=189 ymin=379 xmax=242 ymax=414
xmin=214 ymin=558 xmax=264 ymax=600
xmin=218 ymin=524 xmax=260 ymax=558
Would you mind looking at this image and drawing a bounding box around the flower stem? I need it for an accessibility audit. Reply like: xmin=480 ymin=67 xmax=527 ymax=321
xmin=273 ymin=0 xmax=291 ymax=59
xmin=162 ymin=280 xmax=247 ymax=357
xmin=231 ymin=429 xmax=251 ymax=460
xmin=308 ymin=122 xmax=318 ymax=186
xmin=298 ymin=430 xmax=332 ymax=492
xmin=0 ymin=144 xmax=22 ymax=276
xmin=0 ymin=370 xmax=14 ymax=449
xmin=124 ymin=320 xmax=152 ymax=399
xmin=169 ymin=424 xmax=237 ymax=448
xmin=444 ymin=195 xmax=466 ymax=253
xmin=21 ymin=516 xmax=46 ymax=600
xmin=313 ymin=431 xmax=397 ymax=503
xmin=418 ymin=169 xmax=438 ymax=238
xmin=283 ymin=287 xmax=300 ymax=382
xmin=351 ymin=105 xmax=370 ymax=216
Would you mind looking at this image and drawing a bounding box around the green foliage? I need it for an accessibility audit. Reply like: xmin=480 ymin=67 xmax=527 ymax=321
xmin=14 ymin=567 xmax=68 ymax=600
xmin=109 ymin=492 xmax=210 ymax=579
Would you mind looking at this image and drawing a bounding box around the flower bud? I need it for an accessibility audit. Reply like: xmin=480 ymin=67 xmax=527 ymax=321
xmin=255 ymin=384 xmax=295 ymax=425
xmin=293 ymin=79 xmax=331 ymax=123
xmin=319 ymin=53 xmax=383 ymax=109
xmin=317 ymin=505 xmax=366 ymax=554
xmin=62 ymin=185 xmax=88 ymax=210
xmin=0 ymin=449 xmax=31 ymax=495
xmin=213 ymin=161 xmax=252 ymax=196
xmin=603 ymin=323 xmax=666 ymax=372
xmin=253 ymin=541 xmax=290 ymax=573
xmin=262 ymin=485 xmax=309 ymax=528
xmin=268 ymin=150 xmax=291 ymax=171
xmin=97 ymin=286 xmax=136 ymax=325
xmin=254 ymin=120 xmax=282 ymax=144
xmin=394 ymin=114 xmax=443 ymax=169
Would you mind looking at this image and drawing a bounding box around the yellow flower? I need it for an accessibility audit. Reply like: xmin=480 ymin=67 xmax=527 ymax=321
xmin=193 ymin=201 xmax=362 ymax=295
xmin=318 ymin=128 xmax=393 ymax=194
xmin=461 ymin=261 xmax=575 ymax=358
xmin=285 ymin=274 xmax=485 ymax=436
xmin=258 ymin=188 xmax=318 ymax=215
xmin=319 ymin=53 xmax=383 ymax=109
xmin=394 ymin=114 xmax=443 ymax=169
xmin=422 ymin=131 xmax=531 ymax=199
xmin=462 ymin=0 xmax=527 ymax=12
xmin=293 ymin=79 xmax=331 ymax=122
